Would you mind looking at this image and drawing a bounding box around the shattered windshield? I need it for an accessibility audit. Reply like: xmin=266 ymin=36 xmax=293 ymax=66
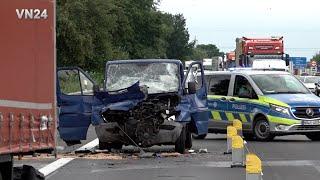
xmin=106 ymin=62 xmax=180 ymax=94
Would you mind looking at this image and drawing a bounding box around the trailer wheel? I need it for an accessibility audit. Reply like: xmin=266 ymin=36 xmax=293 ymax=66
xmin=175 ymin=126 xmax=186 ymax=154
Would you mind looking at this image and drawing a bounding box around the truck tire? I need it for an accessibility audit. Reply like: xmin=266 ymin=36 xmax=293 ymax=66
xmin=306 ymin=133 xmax=320 ymax=141
xmin=175 ymin=126 xmax=186 ymax=154
xmin=99 ymin=141 xmax=123 ymax=151
xmin=192 ymin=134 xmax=207 ymax=139
xmin=253 ymin=117 xmax=275 ymax=141
xmin=185 ymin=128 xmax=192 ymax=149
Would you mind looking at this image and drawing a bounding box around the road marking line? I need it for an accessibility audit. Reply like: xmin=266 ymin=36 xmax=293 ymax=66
xmin=38 ymin=138 xmax=99 ymax=177
xmin=76 ymin=138 xmax=99 ymax=152
xmin=38 ymin=158 xmax=74 ymax=177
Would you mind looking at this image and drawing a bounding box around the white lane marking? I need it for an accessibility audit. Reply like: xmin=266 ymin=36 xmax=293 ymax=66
xmin=38 ymin=158 xmax=74 ymax=177
xmin=76 ymin=138 xmax=99 ymax=152
xmin=0 ymin=99 xmax=52 ymax=109
xmin=89 ymin=160 xmax=320 ymax=173
xmin=38 ymin=138 xmax=99 ymax=177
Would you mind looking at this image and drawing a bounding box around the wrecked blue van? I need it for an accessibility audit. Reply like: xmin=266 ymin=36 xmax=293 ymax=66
xmin=56 ymin=59 xmax=209 ymax=153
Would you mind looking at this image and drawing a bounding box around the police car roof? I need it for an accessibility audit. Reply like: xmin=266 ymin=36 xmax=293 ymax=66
xmin=203 ymin=70 xmax=290 ymax=76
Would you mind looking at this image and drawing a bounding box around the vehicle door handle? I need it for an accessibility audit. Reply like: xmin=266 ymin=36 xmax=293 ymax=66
xmin=220 ymin=97 xmax=227 ymax=101
xmin=229 ymin=98 xmax=235 ymax=102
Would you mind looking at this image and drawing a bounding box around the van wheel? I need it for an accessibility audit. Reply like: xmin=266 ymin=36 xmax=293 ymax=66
xmin=306 ymin=133 xmax=320 ymax=141
xmin=253 ymin=117 xmax=274 ymax=141
xmin=192 ymin=134 xmax=207 ymax=139
xmin=185 ymin=127 xmax=192 ymax=149
xmin=175 ymin=126 xmax=186 ymax=154
xmin=99 ymin=141 xmax=123 ymax=151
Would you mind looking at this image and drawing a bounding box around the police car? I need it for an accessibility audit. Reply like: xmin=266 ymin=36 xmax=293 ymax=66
xmin=199 ymin=69 xmax=320 ymax=141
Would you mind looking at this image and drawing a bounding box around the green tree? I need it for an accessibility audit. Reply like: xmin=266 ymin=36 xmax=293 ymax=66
xmin=196 ymin=44 xmax=222 ymax=58
xmin=56 ymin=0 xmax=221 ymax=74
xmin=312 ymin=52 xmax=320 ymax=64
xmin=165 ymin=14 xmax=193 ymax=60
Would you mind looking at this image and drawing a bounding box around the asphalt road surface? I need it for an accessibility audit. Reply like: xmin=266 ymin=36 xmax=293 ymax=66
xmin=15 ymin=129 xmax=320 ymax=180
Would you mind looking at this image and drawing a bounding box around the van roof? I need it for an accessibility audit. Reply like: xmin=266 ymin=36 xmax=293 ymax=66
xmin=203 ymin=70 xmax=290 ymax=76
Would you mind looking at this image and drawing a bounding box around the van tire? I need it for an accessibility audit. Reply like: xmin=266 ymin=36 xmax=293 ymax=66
xmin=185 ymin=127 xmax=192 ymax=149
xmin=192 ymin=134 xmax=207 ymax=139
xmin=306 ymin=133 xmax=320 ymax=141
xmin=99 ymin=141 xmax=122 ymax=151
xmin=253 ymin=117 xmax=274 ymax=141
xmin=175 ymin=126 xmax=186 ymax=154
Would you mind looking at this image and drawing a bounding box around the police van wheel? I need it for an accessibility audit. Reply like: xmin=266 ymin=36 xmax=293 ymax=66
xmin=253 ymin=117 xmax=274 ymax=141
xmin=306 ymin=133 xmax=320 ymax=141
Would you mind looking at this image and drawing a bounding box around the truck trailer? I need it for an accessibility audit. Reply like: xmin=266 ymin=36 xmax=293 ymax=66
xmin=0 ymin=1 xmax=56 ymax=179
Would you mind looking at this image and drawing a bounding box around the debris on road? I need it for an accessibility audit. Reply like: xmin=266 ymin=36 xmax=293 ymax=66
xmin=199 ymin=148 xmax=208 ymax=153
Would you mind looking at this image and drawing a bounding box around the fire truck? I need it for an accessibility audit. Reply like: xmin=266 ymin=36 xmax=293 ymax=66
xmin=235 ymin=37 xmax=290 ymax=70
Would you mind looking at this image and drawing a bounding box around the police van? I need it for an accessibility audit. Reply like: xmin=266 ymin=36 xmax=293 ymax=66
xmin=199 ymin=69 xmax=320 ymax=141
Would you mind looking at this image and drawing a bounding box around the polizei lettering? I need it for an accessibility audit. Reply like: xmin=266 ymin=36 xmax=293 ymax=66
xmin=16 ymin=9 xmax=48 ymax=19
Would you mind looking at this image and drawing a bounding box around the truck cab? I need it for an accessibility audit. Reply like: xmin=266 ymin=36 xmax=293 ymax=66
xmin=56 ymin=59 xmax=209 ymax=153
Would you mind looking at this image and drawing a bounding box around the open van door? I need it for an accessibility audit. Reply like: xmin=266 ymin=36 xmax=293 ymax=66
xmin=57 ymin=67 xmax=98 ymax=145
xmin=182 ymin=62 xmax=209 ymax=135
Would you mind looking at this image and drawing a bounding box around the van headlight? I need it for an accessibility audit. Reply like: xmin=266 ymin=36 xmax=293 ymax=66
xmin=270 ymin=104 xmax=290 ymax=115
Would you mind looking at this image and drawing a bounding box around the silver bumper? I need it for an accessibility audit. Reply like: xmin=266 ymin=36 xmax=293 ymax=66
xmin=273 ymin=123 xmax=320 ymax=133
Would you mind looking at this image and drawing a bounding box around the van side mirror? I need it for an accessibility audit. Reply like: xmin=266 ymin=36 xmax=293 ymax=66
xmin=188 ymin=82 xmax=197 ymax=94
xmin=315 ymin=83 xmax=318 ymax=86
xmin=93 ymin=84 xmax=100 ymax=94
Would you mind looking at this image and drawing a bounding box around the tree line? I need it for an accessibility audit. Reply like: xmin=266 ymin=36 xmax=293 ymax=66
xmin=56 ymin=0 xmax=223 ymax=72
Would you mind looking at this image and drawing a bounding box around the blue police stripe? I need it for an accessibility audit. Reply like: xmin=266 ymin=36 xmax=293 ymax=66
xmin=233 ymin=113 xmax=241 ymax=121
xmin=245 ymin=114 xmax=251 ymax=122
xmin=219 ymin=111 xmax=228 ymax=121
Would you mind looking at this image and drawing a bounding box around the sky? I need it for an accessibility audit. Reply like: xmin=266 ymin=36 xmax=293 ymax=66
xmin=159 ymin=0 xmax=320 ymax=60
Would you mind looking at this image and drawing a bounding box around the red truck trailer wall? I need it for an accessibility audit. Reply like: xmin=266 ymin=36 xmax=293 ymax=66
xmin=0 ymin=0 xmax=56 ymax=154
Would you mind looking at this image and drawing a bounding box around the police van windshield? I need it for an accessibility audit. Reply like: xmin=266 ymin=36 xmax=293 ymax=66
xmin=251 ymin=74 xmax=310 ymax=94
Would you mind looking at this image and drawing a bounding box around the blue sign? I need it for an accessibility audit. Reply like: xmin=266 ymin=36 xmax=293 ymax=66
xmin=291 ymin=57 xmax=307 ymax=69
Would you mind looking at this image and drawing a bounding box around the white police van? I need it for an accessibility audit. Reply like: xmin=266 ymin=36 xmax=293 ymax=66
xmin=197 ymin=69 xmax=320 ymax=141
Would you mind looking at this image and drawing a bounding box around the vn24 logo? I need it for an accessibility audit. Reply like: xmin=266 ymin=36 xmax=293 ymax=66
xmin=16 ymin=9 xmax=48 ymax=20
